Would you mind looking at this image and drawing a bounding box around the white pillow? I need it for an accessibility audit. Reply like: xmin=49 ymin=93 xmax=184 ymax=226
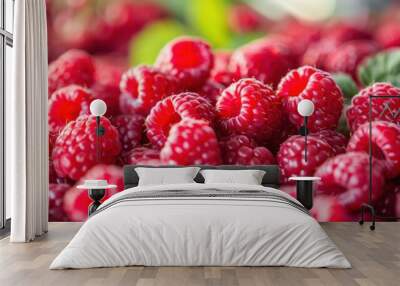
xmin=200 ymin=169 xmax=266 ymax=185
xmin=135 ymin=167 xmax=200 ymax=186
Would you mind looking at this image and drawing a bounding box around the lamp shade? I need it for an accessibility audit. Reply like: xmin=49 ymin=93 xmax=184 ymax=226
xmin=297 ymin=99 xmax=315 ymax=117
xmin=90 ymin=99 xmax=107 ymax=116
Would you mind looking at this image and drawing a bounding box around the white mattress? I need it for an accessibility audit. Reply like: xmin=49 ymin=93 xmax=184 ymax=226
xmin=50 ymin=183 xmax=350 ymax=269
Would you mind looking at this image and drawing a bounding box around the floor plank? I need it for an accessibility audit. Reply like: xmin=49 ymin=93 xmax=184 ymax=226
xmin=0 ymin=222 xmax=399 ymax=286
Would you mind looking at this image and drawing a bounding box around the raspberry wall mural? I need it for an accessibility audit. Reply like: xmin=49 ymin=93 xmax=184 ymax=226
xmin=47 ymin=0 xmax=400 ymax=222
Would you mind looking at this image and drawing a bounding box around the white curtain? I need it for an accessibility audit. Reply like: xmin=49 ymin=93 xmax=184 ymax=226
xmin=8 ymin=0 xmax=48 ymax=242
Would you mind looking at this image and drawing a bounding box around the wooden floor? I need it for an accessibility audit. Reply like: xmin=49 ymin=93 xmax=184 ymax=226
xmin=0 ymin=223 xmax=399 ymax=286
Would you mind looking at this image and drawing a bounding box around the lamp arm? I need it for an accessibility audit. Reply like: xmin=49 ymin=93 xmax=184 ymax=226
xmin=304 ymin=116 xmax=308 ymax=162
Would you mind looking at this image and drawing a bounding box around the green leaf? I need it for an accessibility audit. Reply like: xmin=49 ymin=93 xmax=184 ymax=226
xmin=358 ymin=48 xmax=400 ymax=87
xmin=332 ymin=73 xmax=359 ymax=105
xmin=186 ymin=0 xmax=231 ymax=48
xmin=129 ymin=20 xmax=187 ymax=66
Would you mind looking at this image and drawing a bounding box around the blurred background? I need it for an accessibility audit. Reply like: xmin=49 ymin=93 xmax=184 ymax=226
xmin=47 ymin=0 xmax=396 ymax=65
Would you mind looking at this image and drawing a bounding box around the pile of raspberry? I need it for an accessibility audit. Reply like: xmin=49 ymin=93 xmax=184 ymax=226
xmin=48 ymin=31 xmax=400 ymax=222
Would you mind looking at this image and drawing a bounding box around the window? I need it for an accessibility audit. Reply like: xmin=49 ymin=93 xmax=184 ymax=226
xmin=1 ymin=0 xmax=14 ymax=231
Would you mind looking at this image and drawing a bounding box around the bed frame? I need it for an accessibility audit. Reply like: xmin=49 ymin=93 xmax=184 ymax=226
xmin=123 ymin=165 xmax=281 ymax=189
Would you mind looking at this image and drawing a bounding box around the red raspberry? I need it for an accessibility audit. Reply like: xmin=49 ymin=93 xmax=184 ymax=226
xmin=277 ymin=135 xmax=334 ymax=183
xmin=266 ymin=118 xmax=298 ymax=154
xmin=311 ymin=129 xmax=348 ymax=156
xmin=302 ymin=23 xmax=372 ymax=69
xmin=346 ymin=83 xmax=400 ymax=133
xmin=48 ymin=85 xmax=93 ymax=134
xmin=146 ymin=92 xmax=215 ymax=149
xmin=119 ymin=65 xmax=178 ymax=116
xmin=63 ymin=164 xmax=123 ymax=221
xmin=311 ymin=196 xmax=352 ymax=222
xmin=376 ymin=183 xmax=400 ymax=217
xmin=52 ymin=115 xmax=121 ymax=181
xmin=111 ymin=115 xmax=144 ymax=153
xmin=219 ymin=135 xmax=275 ymax=165
xmin=277 ymin=66 xmax=344 ymax=132
xmin=315 ymin=152 xmax=385 ymax=211
xmin=49 ymin=183 xmax=71 ymax=222
xmin=210 ymin=51 xmax=235 ymax=87
xmin=90 ymin=2 xmax=167 ymax=54
xmin=302 ymin=39 xmax=340 ymax=69
xmin=123 ymin=146 xmax=161 ymax=165
xmin=94 ymin=56 xmax=126 ymax=88
xmin=91 ymin=83 xmax=121 ymax=118
xmin=216 ymin=78 xmax=282 ymax=143
xmin=155 ymin=37 xmax=214 ymax=89
xmin=160 ymin=119 xmax=221 ymax=165
xmin=230 ymin=38 xmax=293 ymax=88
xmin=376 ymin=21 xmax=400 ymax=49
xmin=347 ymin=121 xmax=400 ymax=178
xmin=280 ymin=184 xmax=352 ymax=221
xmin=228 ymin=4 xmax=269 ymax=34
xmin=196 ymin=80 xmax=224 ymax=106
xmin=323 ymin=22 xmax=372 ymax=43
xmin=273 ymin=20 xmax=321 ymax=58
xmin=48 ymin=49 xmax=95 ymax=95
xmin=325 ymin=40 xmax=379 ymax=81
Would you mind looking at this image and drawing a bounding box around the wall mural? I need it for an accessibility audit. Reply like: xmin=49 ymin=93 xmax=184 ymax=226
xmin=47 ymin=0 xmax=400 ymax=222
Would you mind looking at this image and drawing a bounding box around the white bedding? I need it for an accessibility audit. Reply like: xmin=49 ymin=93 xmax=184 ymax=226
xmin=50 ymin=183 xmax=351 ymax=269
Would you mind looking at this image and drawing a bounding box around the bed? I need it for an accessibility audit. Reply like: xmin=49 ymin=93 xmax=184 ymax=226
xmin=50 ymin=165 xmax=350 ymax=269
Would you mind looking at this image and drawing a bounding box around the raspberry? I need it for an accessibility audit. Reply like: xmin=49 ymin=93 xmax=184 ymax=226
xmin=347 ymin=121 xmax=400 ymax=178
xmin=273 ymin=20 xmax=321 ymax=58
xmin=216 ymin=78 xmax=282 ymax=143
xmin=210 ymin=50 xmax=235 ymax=87
xmin=119 ymin=65 xmax=178 ymax=116
xmin=219 ymin=135 xmax=275 ymax=165
xmin=323 ymin=22 xmax=372 ymax=43
xmin=111 ymin=115 xmax=144 ymax=153
xmin=277 ymin=135 xmax=334 ymax=183
xmin=52 ymin=115 xmax=121 ymax=181
xmin=302 ymin=23 xmax=372 ymax=69
xmin=311 ymin=196 xmax=351 ymax=222
xmin=325 ymin=40 xmax=378 ymax=81
xmin=301 ymin=39 xmax=339 ymax=69
xmin=48 ymin=49 xmax=95 ymax=95
xmin=280 ymin=184 xmax=352 ymax=222
xmin=311 ymin=129 xmax=348 ymax=156
xmin=91 ymin=82 xmax=121 ymax=118
xmin=277 ymin=66 xmax=344 ymax=132
xmin=228 ymin=4 xmax=268 ymax=34
xmin=123 ymin=146 xmax=161 ymax=165
xmin=94 ymin=56 xmax=126 ymax=88
xmin=155 ymin=37 xmax=214 ymax=89
xmin=49 ymin=183 xmax=71 ymax=222
xmin=63 ymin=165 xmax=123 ymax=221
xmin=160 ymin=119 xmax=221 ymax=165
xmin=346 ymin=83 xmax=400 ymax=133
xmin=376 ymin=183 xmax=400 ymax=217
xmin=376 ymin=21 xmax=400 ymax=49
xmin=90 ymin=2 xmax=167 ymax=54
xmin=230 ymin=38 xmax=293 ymax=88
xmin=48 ymin=85 xmax=93 ymax=134
xmin=196 ymin=80 xmax=224 ymax=106
xmin=315 ymin=152 xmax=385 ymax=211
xmin=146 ymin=92 xmax=215 ymax=149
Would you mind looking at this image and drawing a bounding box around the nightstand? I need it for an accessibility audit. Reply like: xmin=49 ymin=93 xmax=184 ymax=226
xmin=77 ymin=180 xmax=116 ymax=216
xmin=288 ymin=176 xmax=321 ymax=210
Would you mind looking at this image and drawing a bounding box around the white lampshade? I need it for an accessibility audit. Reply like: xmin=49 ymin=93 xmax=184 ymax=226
xmin=297 ymin=99 xmax=315 ymax=117
xmin=90 ymin=99 xmax=107 ymax=116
